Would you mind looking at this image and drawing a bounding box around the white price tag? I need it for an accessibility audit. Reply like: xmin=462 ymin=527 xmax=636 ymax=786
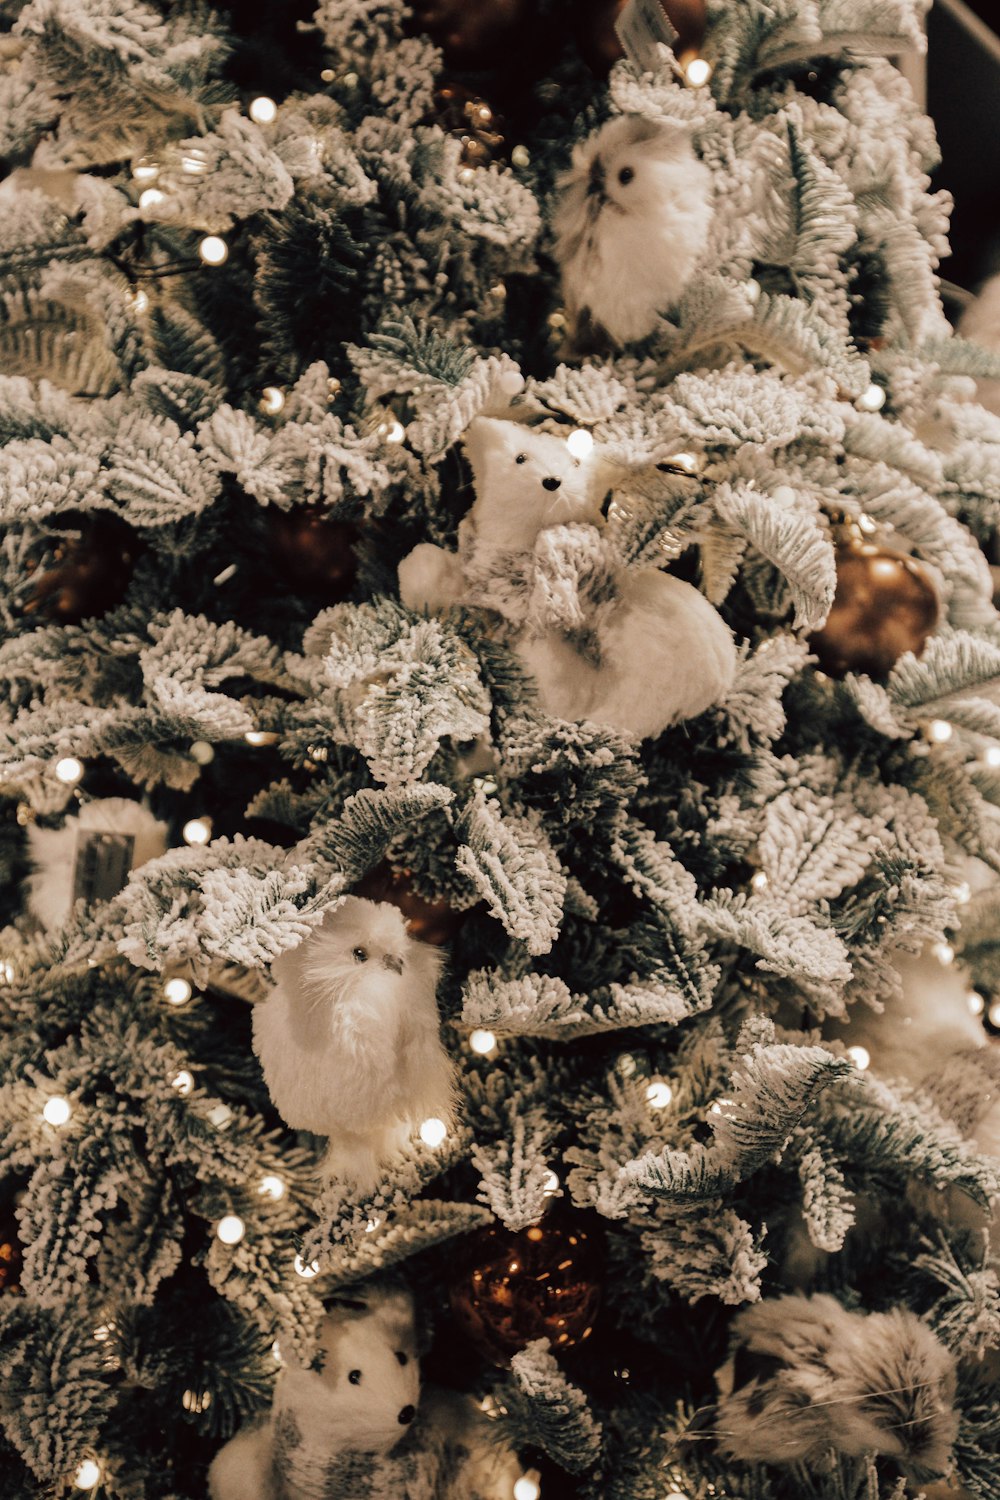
xmin=615 ymin=0 xmax=679 ymax=73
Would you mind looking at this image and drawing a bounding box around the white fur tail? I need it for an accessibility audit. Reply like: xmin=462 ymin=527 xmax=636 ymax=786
xmin=207 ymin=1421 xmax=276 ymax=1500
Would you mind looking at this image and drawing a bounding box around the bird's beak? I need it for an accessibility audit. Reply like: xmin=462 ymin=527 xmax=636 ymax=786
xmin=382 ymin=954 xmax=404 ymax=974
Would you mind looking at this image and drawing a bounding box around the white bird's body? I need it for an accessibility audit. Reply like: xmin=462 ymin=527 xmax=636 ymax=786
xmin=553 ymin=115 xmax=713 ymax=347
xmin=253 ymin=897 xmax=453 ymax=1188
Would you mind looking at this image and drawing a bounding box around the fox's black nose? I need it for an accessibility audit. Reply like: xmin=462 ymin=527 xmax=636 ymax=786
xmin=542 ymin=476 xmax=561 ymax=491
xmin=398 ymin=1404 xmax=416 ymax=1425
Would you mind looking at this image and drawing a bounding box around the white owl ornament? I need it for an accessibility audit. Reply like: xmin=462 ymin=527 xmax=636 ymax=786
xmin=253 ymin=897 xmax=455 ymax=1190
xmin=553 ymin=115 xmax=713 ymax=347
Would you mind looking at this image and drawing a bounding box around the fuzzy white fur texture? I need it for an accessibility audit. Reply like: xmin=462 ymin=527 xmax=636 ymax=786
xmin=958 ymin=272 xmax=1000 ymax=416
xmin=208 ymin=1289 xmax=420 ymax=1500
xmin=553 ymin=115 xmax=713 ymax=347
xmin=715 ymin=1293 xmax=958 ymax=1483
xmin=398 ymin=416 xmax=736 ymax=739
xmin=26 ymin=797 xmax=168 ymax=931
xmin=253 ymin=897 xmax=454 ymax=1189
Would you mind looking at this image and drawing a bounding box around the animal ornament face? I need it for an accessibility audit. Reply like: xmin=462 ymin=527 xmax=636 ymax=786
xmin=463 ymin=417 xmax=604 ymax=551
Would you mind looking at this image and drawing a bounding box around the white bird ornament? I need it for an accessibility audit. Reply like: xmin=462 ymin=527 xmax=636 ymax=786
xmin=253 ymin=897 xmax=454 ymax=1190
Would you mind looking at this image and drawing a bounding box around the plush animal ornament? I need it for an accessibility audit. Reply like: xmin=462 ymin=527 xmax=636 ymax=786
xmin=27 ymin=796 xmax=168 ymax=931
xmin=253 ymin=897 xmax=454 ymax=1189
xmin=714 ymin=1293 xmax=959 ymax=1484
xmin=208 ymin=1287 xmax=522 ymax=1500
xmin=398 ymin=417 xmax=736 ymax=740
xmin=552 ymin=115 xmax=713 ymax=348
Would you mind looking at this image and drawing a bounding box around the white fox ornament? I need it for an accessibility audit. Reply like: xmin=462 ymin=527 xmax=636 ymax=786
xmin=253 ymin=897 xmax=454 ymax=1189
xmin=398 ymin=416 xmax=736 ymax=740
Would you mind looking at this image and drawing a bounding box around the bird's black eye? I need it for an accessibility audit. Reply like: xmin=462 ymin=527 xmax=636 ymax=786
xmin=618 ymin=165 xmax=635 ymax=186
xmin=396 ymin=1351 xmax=408 ymax=1366
xmin=515 ymin=453 xmax=527 ymax=464
xmin=352 ymin=946 xmax=368 ymax=963
xmin=348 ymin=1369 xmax=362 ymax=1385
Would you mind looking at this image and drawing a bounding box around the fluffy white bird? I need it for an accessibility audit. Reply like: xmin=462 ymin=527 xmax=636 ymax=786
xmin=553 ymin=115 xmax=713 ymax=347
xmin=253 ymin=897 xmax=454 ymax=1189
xmin=715 ymin=1293 xmax=958 ymax=1484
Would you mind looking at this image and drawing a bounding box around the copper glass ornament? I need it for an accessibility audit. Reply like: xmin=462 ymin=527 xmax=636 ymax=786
xmin=810 ymin=535 xmax=940 ymax=678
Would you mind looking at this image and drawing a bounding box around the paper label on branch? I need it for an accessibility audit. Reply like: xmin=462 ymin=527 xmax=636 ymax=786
xmin=73 ymin=831 xmax=136 ymax=906
xmin=615 ymin=0 xmax=678 ymax=72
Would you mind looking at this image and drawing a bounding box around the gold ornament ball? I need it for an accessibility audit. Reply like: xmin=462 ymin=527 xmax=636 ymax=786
xmin=810 ymin=540 xmax=940 ymax=678
xmin=449 ymin=1214 xmax=602 ymax=1365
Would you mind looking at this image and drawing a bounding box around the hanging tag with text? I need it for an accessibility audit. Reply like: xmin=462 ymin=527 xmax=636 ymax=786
xmin=73 ymin=830 xmax=136 ymax=906
xmin=615 ymin=0 xmax=678 ymax=73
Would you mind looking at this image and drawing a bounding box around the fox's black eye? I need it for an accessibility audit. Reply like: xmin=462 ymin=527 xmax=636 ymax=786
xmin=348 ymin=1369 xmax=362 ymax=1385
xmin=515 ymin=453 xmax=527 ymax=464
xmin=352 ymin=947 xmax=368 ymax=963
xmin=396 ymin=1351 xmax=408 ymax=1366
xmin=618 ymin=165 xmax=635 ymax=185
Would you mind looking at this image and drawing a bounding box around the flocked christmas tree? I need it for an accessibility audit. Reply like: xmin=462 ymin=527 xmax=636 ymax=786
xmin=3 ymin=0 xmax=1000 ymax=1496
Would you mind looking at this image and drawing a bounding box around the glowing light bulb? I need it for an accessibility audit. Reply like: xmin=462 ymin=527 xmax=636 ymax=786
xmin=986 ymin=747 xmax=1000 ymax=768
xmin=858 ymin=513 xmax=878 ymax=535
xmin=566 ymin=429 xmax=594 ymax=460
xmin=181 ymin=150 xmax=208 ymax=176
xmin=182 ymin=817 xmax=211 ymax=846
xmin=249 ymin=95 xmax=277 ymax=124
xmin=217 ymin=1214 xmax=245 ymax=1246
xmin=1 ymin=961 xmax=13 ymax=983
xmin=684 ymin=56 xmax=712 ymax=87
xmin=138 ymin=187 xmax=165 ymax=210
xmin=469 ymin=1029 xmax=497 ymax=1055
xmin=542 ymin=1169 xmax=560 ymax=1196
xmin=198 ymin=235 xmax=228 ymax=266
xmin=856 ymin=384 xmax=886 ymax=412
xmin=172 ymin=1070 xmax=194 ymax=1096
xmin=669 ymin=451 xmax=700 ymax=473
xmin=365 ymin=1216 xmax=381 ymax=1233
xmin=617 ymin=1053 xmax=637 ymax=1077
xmin=190 ymin=740 xmax=214 ymax=765
xmin=750 ymin=871 xmax=769 ymax=892
xmin=953 ymin=881 xmax=972 ymax=905
xmin=664 ymin=1493 xmax=688 ymax=1500
xmin=968 ymin=990 xmax=985 ymax=1016
xmin=420 ymin=1117 xmax=448 ymax=1148
xmin=259 ymin=386 xmax=285 ymax=416
xmin=933 ymin=941 xmax=955 ymax=966
xmin=745 ymin=278 xmax=761 ymax=304
xmin=383 ymin=418 xmax=405 ymax=443
xmin=259 ymin=1175 xmax=285 ymax=1201
xmin=513 ymin=1473 xmax=541 ymax=1500
xmin=989 ymin=1000 xmax=1000 ymax=1029
xmin=846 ymin=1045 xmax=870 ymax=1071
xmin=272 ymin=1339 xmax=283 ymax=1362
xmin=132 ymin=287 xmax=149 ymax=314
xmin=208 ymin=1103 xmax=233 ymax=1129
xmin=498 ymin=368 xmax=525 ymax=396
xmin=511 ymin=145 xmax=530 ymax=168
xmin=132 ymin=156 xmax=159 ymax=182
xmin=43 ymin=1096 xmax=71 ymax=1127
xmin=74 ymin=1459 xmax=101 ymax=1490
xmin=244 ymin=729 xmax=280 ymax=746
xmin=929 ymin=719 xmax=953 ymax=744
xmin=294 ymin=1253 xmax=320 ymax=1278
xmin=55 ymin=756 xmax=84 ymax=785
xmin=163 ymin=977 xmax=192 ymax=1006
xmin=646 ymin=1080 xmax=673 ymax=1109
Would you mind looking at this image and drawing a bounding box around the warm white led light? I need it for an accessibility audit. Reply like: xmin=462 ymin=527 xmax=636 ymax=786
xmin=989 ymin=1000 xmax=1000 ymax=1030
xmin=469 ymin=1029 xmax=497 ymax=1055
xmin=953 ymin=881 xmax=972 ymax=905
xmin=684 ymin=56 xmax=712 ymax=87
xmin=244 ymin=729 xmax=280 ymax=746
xmin=986 ymin=746 xmax=1000 ymax=768
xmin=259 ymin=1175 xmax=285 ymax=1201
xmin=968 ymin=990 xmax=985 ymax=1016
xmin=249 ymin=96 xmax=277 ymax=124
xmin=163 ymin=978 xmax=193 ymax=1006
xmin=846 ymin=1045 xmax=870 ymax=1071
xmin=933 ymin=941 xmax=955 ymax=966
xmin=294 ymin=1253 xmax=320 ymax=1279
xmin=198 ymin=235 xmax=229 ymax=266
xmin=55 ymin=756 xmax=84 ymax=785
xmin=929 ymin=719 xmax=953 ymax=744
xmin=365 ymin=1216 xmax=381 ymax=1233
xmin=420 ymin=1117 xmax=448 ymax=1148
xmin=208 ymin=1103 xmax=233 ymax=1129
xmin=216 ymin=1214 xmax=245 ymax=1246
xmin=858 ymin=513 xmax=878 ymax=535
xmin=138 ymin=187 xmax=165 ymax=210
xmin=190 ymin=740 xmax=215 ymax=765
xmin=750 ymin=871 xmax=769 ymax=892
xmin=259 ymin=387 xmax=285 ymax=417
xmin=43 ymin=1096 xmax=71 ymax=1126
xmin=541 ymin=1169 xmax=560 ymax=1196
xmin=383 ymin=418 xmax=405 ymax=443
xmin=74 ymin=1459 xmax=102 ymax=1490
xmin=511 ymin=145 xmax=530 ymax=168
xmin=566 ymin=429 xmax=594 ymax=460
xmin=513 ymin=1474 xmax=541 ymax=1500
xmin=646 ymin=1080 xmax=673 ymax=1109
xmin=182 ymin=817 xmax=212 ymax=846
xmin=856 ymin=383 xmax=886 ymax=412
xmin=172 ymin=1070 xmax=194 ymax=1096
xmin=132 ymin=157 xmax=159 ymax=182
xmin=272 ymin=1339 xmax=283 ymax=1362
